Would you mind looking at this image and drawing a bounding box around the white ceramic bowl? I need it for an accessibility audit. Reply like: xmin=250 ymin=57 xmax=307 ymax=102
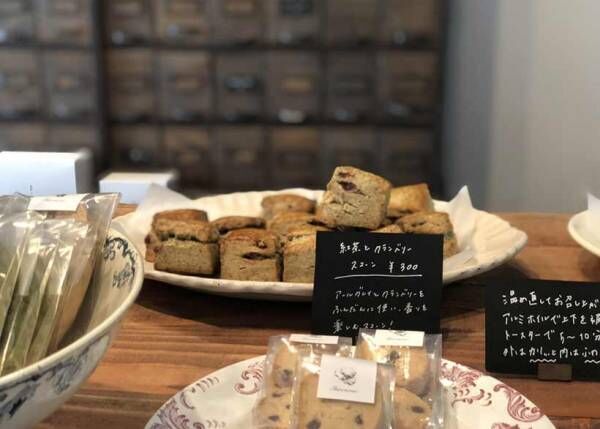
xmin=0 ymin=228 xmax=143 ymax=429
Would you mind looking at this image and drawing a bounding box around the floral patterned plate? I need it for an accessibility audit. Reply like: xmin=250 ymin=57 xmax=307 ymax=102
xmin=145 ymin=356 xmax=555 ymax=429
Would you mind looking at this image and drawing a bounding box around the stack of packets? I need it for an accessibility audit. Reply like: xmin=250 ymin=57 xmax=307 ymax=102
xmin=253 ymin=330 xmax=443 ymax=429
xmin=0 ymin=193 xmax=119 ymax=376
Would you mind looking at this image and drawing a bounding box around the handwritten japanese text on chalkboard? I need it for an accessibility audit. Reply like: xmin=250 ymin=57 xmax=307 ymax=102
xmin=312 ymin=232 xmax=443 ymax=339
xmin=486 ymin=280 xmax=600 ymax=380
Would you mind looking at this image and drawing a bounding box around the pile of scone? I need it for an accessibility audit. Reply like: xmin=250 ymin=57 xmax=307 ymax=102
xmin=145 ymin=166 xmax=459 ymax=282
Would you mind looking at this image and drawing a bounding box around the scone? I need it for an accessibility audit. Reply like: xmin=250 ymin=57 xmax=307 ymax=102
xmin=318 ymin=166 xmax=392 ymax=229
xmin=152 ymin=208 xmax=208 ymax=227
xmin=398 ymin=212 xmax=459 ymax=258
xmin=154 ymin=220 xmax=219 ymax=275
xmin=144 ymin=231 xmax=160 ymax=263
xmin=145 ymin=209 xmax=209 ymax=262
xmin=356 ymin=340 xmax=430 ymax=396
xmin=296 ymin=372 xmax=385 ymax=429
xmin=387 ymin=183 xmax=433 ymax=219
xmin=211 ymin=215 xmax=265 ymax=235
xmin=393 ymin=388 xmax=432 ymax=429
xmin=267 ymin=212 xmax=330 ymax=237
xmin=261 ymin=194 xmax=315 ymax=220
xmin=283 ymin=228 xmax=318 ymax=283
xmin=373 ymin=224 xmax=404 ymax=234
xmin=220 ymin=228 xmax=281 ymax=281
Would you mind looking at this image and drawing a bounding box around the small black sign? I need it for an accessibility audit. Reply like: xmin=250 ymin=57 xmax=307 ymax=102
xmin=485 ymin=279 xmax=600 ymax=380
xmin=311 ymin=231 xmax=443 ymax=339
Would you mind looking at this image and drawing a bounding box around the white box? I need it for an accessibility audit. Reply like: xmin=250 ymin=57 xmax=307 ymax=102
xmin=0 ymin=150 xmax=94 ymax=196
xmin=99 ymin=171 xmax=179 ymax=204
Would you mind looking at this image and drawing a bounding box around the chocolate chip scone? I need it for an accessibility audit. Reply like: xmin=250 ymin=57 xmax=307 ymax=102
xmin=356 ymin=340 xmax=430 ymax=397
xmin=154 ymin=220 xmax=219 ymax=275
xmin=318 ymin=166 xmax=392 ymax=230
xmin=211 ymin=215 xmax=265 ymax=235
xmin=255 ymin=343 xmax=298 ymax=429
xmin=387 ymin=183 xmax=433 ymax=219
xmin=398 ymin=211 xmax=459 ymax=258
xmin=145 ymin=209 xmax=209 ymax=262
xmin=261 ymin=194 xmax=316 ymax=220
xmin=393 ymin=388 xmax=432 ymax=429
xmin=220 ymin=228 xmax=281 ymax=281
xmin=295 ymin=372 xmax=386 ymax=429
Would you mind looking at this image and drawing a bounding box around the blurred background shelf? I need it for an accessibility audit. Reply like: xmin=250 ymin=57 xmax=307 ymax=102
xmin=0 ymin=0 xmax=447 ymax=195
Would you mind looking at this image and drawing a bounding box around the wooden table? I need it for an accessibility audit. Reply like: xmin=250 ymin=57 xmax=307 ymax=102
xmin=36 ymin=213 xmax=600 ymax=429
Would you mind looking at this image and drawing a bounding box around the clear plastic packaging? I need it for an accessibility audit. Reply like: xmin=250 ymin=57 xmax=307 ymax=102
xmin=26 ymin=221 xmax=90 ymax=365
xmin=253 ymin=335 xmax=353 ymax=429
xmin=355 ymin=330 xmax=443 ymax=429
xmin=0 ymin=220 xmax=63 ymax=374
xmin=0 ymin=212 xmax=43 ymax=338
xmin=290 ymin=352 xmax=395 ymax=429
xmin=0 ymin=194 xmax=29 ymax=220
xmin=36 ymin=193 xmax=120 ymax=352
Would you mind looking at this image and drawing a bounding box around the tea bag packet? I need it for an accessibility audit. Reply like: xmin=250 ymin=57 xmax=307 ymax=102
xmin=27 ymin=222 xmax=90 ymax=364
xmin=253 ymin=334 xmax=353 ymax=429
xmin=0 ymin=220 xmax=64 ymax=375
xmin=290 ymin=353 xmax=395 ymax=429
xmin=28 ymin=193 xmax=120 ymax=352
xmin=355 ymin=330 xmax=443 ymax=429
xmin=0 ymin=211 xmax=43 ymax=337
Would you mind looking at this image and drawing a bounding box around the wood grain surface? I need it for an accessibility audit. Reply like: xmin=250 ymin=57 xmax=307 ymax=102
xmin=35 ymin=210 xmax=600 ymax=428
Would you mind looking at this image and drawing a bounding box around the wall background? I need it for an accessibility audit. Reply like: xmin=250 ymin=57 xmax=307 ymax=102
xmin=443 ymin=0 xmax=600 ymax=213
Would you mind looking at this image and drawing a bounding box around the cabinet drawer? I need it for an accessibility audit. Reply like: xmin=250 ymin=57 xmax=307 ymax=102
xmin=105 ymin=0 xmax=152 ymax=45
xmin=216 ymin=53 xmax=264 ymax=122
xmin=49 ymin=125 xmax=98 ymax=155
xmin=112 ymin=126 xmax=161 ymax=168
xmin=326 ymin=0 xmax=377 ymax=46
xmin=0 ymin=50 xmax=41 ymax=119
xmin=0 ymin=123 xmax=46 ymax=151
xmin=215 ymin=126 xmax=266 ymax=189
xmin=155 ymin=0 xmax=210 ymax=45
xmin=377 ymin=52 xmax=438 ymax=123
xmin=270 ymin=127 xmax=319 ymax=187
xmin=108 ymin=49 xmax=155 ymax=122
xmin=44 ymin=51 xmax=97 ymax=120
xmin=36 ymin=0 xmax=93 ymax=45
xmin=164 ymin=126 xmax=214 ymax=186
xmin=159 ymin=51 xmax=212 ymax=121
xmin=325 ymin=52 xmax=374 ymax=123
xmin=265 ymin=0 xmax=321 ymax=46
xmin=211 ymin=0 xmax=263 ymax=46
xmin=379 ymin=129 xmax=433 ymax=185
xmin=0 ymin=0 xmax=34 ymax=44
xmin=322 ymin=127 xmax=376 ymax=178
xmin=266 ymin=52 xmax=320 ymax=123
xmin=379 ymin=0 xmax=440 ymax=47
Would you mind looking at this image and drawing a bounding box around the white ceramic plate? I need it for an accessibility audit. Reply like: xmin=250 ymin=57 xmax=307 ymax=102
xmin=568 ymin=211 xmax=600 ymax=257
xmin=145 ymin=356 xmax=554 ymax=429
xmin=115 ymin=189 xmax=527 ymax=301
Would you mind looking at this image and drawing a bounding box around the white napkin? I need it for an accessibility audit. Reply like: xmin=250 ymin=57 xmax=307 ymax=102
xmin=441 ymin=186 xmax=478 ymax=270
xmin=586 ymin=193 xmax=600 ymax=243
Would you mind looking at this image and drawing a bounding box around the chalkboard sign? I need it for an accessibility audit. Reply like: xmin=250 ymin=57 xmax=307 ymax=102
xmin=311 ymin=231 xmax=443 ymax=339
xmin=486 ymin=279 xmax=600 ymax=380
